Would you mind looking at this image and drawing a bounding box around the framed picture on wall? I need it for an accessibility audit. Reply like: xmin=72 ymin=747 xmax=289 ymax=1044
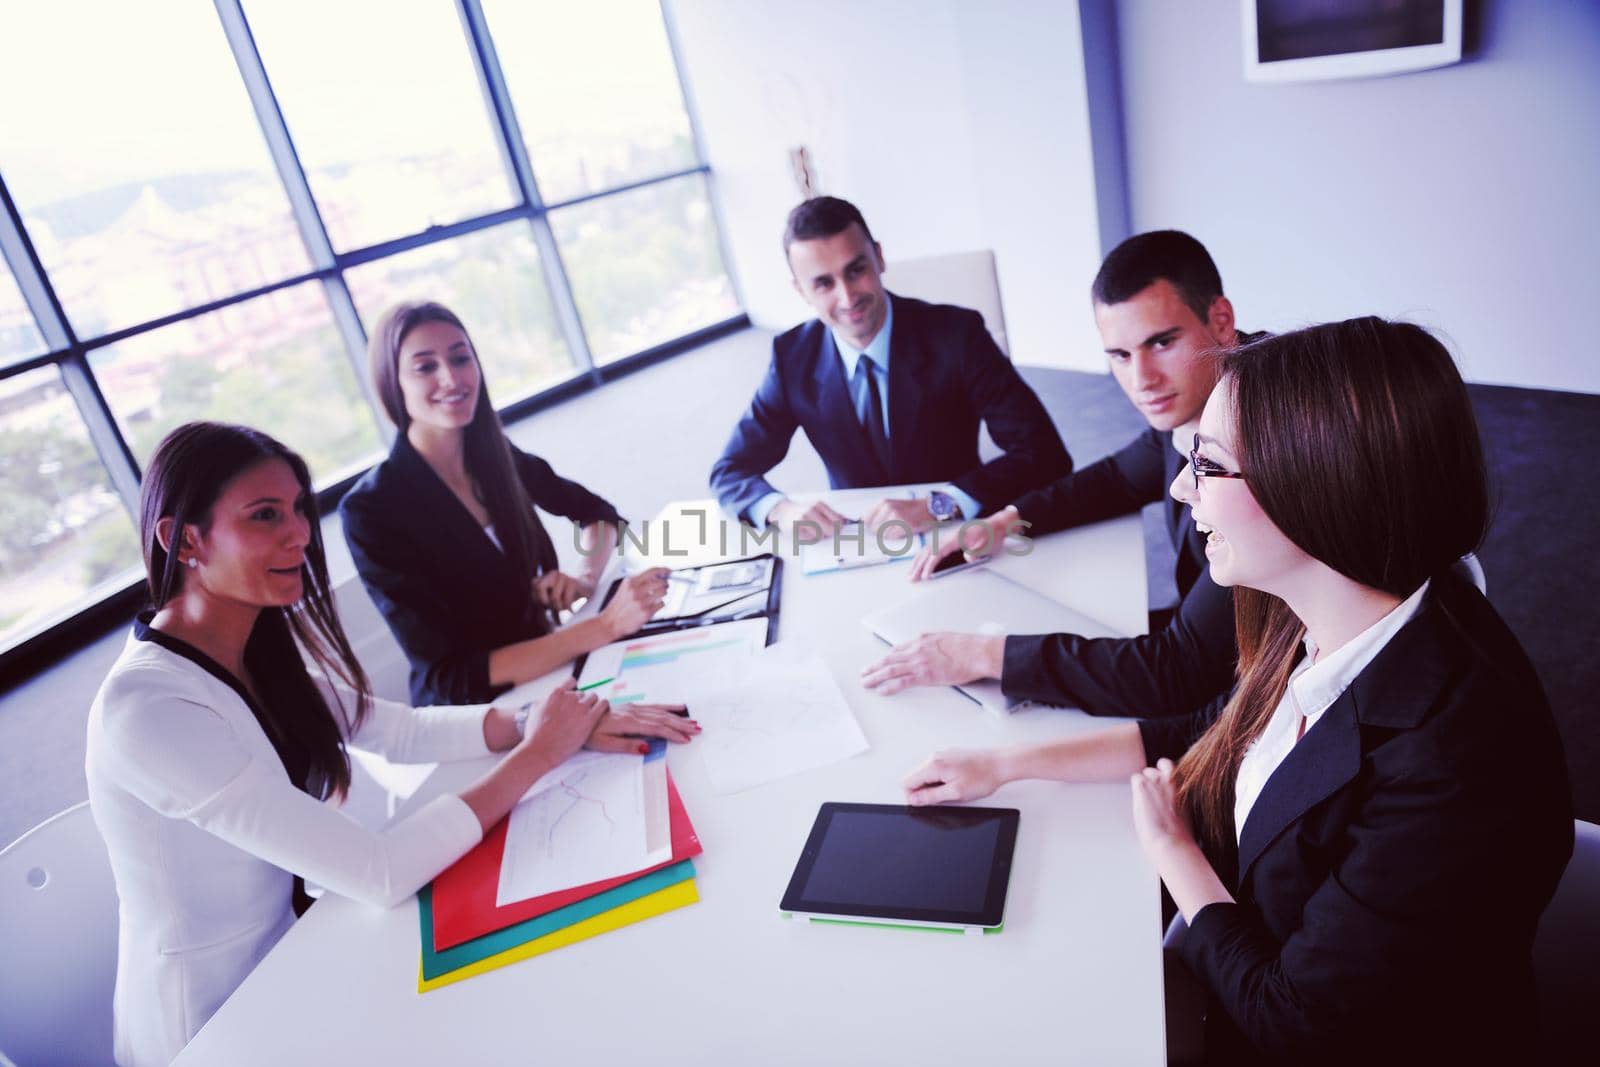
xmin=1242 ymin=0 xmax=1463 ymax=83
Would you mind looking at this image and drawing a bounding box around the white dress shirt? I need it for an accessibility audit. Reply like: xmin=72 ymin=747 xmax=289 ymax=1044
xmin=86 ymin=627 xmax=492 ymax=1067
xmin=1233 ymin=581 xmax=1430 ymax=843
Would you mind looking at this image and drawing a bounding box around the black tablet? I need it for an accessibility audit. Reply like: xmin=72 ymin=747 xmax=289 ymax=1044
xmin=780 ymin=803 xmax=1019 ymax=932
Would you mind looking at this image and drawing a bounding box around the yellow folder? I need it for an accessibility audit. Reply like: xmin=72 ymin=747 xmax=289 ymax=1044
xmin=417 ymin=878 xmax=699 ymax=992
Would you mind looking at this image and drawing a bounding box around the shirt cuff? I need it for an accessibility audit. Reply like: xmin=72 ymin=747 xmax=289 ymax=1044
xmin=938 ymin=484 xmax=983 ymax=522
xmin=748 ymin=491 xmax=785 ymax=528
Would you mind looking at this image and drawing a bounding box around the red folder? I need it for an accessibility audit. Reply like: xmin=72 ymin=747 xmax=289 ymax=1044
xmin=431 ymin=772 xmax=702 ymax=951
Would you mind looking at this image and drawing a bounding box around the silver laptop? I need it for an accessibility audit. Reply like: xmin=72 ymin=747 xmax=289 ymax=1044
xmin=862 ymin=569 xmax=1124 ymax=712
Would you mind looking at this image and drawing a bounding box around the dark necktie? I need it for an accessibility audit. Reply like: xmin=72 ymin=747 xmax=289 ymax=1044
xmin=853 ymin=357 xmax=891 ymax=474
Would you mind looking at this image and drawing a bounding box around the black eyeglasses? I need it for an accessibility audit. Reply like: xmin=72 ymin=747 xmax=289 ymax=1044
xmin=1190 ymin=442 xmax=1247 ymax=491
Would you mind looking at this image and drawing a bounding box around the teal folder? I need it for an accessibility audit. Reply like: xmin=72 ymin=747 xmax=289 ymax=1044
xmin=418 ymin=859 xmax=697 ymax=980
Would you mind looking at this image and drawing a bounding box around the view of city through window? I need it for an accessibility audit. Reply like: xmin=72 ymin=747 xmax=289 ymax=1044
xmin=0 ymin=0 xmax=739 ymax=655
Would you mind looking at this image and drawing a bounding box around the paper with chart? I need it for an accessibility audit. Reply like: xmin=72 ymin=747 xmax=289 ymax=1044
xmin=495 ymin=749 xmax=671 ymax=906
xmin=576 ymin=617 xmax=770 ymax=707
xmin=692 ymin=648 xmax=869 ymax=794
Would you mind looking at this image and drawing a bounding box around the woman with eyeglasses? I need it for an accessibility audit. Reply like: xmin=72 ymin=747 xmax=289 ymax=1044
xmin=341 ymin=301 xmax=693 ymax=737
xmin=901 ymin=319 xmax=1572 ymax=1064
xmin=87 ymin=421 xmax=668 ymax=1067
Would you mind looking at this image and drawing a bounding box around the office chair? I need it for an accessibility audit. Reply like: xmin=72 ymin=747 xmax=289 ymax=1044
xmin=887 ymin=250 xmax=1011 ymax=358
xmin=0 ymin=802 xmax=119 ymax=1067
xmin=1535 ymin=819 xmax=1600 ymax=1060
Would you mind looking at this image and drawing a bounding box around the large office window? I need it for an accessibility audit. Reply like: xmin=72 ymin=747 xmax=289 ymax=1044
xmin=0 ymin=0 xmax=740 ymax=662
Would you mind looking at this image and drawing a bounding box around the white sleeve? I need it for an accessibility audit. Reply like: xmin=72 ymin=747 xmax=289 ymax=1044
xmin=100 ymin=667 xmax=482 ymax=909
xmin=313 ymin=671 xmax=492 ymax=763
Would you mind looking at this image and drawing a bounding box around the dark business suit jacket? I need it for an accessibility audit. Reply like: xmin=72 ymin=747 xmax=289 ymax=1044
xmin=340 ymin=435 xmax=621 ymax=706
xmin=999 ymin=329 xmax=1266 ymax=719
xmin=1140 ymin=572 xmax=1573 ymax=1065
xmin=1000 ymin=425 xmax=1236 ymax=718
xmin=709 ymin=294 xmax=1072 ymax=521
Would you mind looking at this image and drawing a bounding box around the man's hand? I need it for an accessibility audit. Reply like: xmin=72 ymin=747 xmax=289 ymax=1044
xmin=533 ymin=570 xmax=594 ymax=614
xmin=902 ymin=748 xmax=1009 ymax=806
xmin=860 ymin=632 xmax=1006 ymax=695
xmin=769 ymin=498 xmax=851 ymax=542
xmin=908 ymin=507 xmax=1020 ymax=582
xmin=862 ymin=497 xmax=937 ymax=536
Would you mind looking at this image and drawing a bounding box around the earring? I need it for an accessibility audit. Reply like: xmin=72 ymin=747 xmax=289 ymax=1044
xmin=186 ymin=558 xmax=198 ymax=570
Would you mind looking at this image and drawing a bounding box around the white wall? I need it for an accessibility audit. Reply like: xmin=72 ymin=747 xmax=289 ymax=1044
xmin=1116 ymin=0 xmax=1600 ymax=394
xmin=667 ymin=0 xmax=1108 ymax=371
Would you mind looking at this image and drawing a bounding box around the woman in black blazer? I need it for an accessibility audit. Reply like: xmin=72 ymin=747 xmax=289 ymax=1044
xmin=341 ymin=302 xmax=692 ymax=740
xmin=902 ymin=318 xmax=1572 ymax=1064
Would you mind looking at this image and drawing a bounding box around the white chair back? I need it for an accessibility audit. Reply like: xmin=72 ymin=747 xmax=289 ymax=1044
xmin=0 ymin=802 xmax=119 ymax=1067
xmin=332 ymin=572 xmax=411 ymax=704
xmin=1451 ymin=552 xmax=1487 ymax=594
xmin=1535 ymin=819 xmax=1600 ymax=1058
xmin=887 ymin=250 xmax=1010 ymax=358
xmin=329 ymin=574 xmax=436 ymax=827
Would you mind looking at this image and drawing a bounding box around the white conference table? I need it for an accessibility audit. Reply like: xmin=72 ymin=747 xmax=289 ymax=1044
xmin=178 ymin=489 xmax=1164 ymax=1066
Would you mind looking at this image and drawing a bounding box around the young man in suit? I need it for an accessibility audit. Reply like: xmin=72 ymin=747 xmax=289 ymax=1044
xmin=863 ymin=230 xmax=1261 ymax=718
xmin=709 ymin=196 xmax=1072 ymax=535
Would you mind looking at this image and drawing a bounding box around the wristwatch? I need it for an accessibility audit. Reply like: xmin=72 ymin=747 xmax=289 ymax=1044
xmin=928 ymin=490 xmax=963 ymax=522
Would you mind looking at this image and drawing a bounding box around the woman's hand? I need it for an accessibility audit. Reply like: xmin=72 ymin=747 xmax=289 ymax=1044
xmin=533 ymin=570 xmax=594 ymax=614
xmin=585 ymin=703 xmax=699 ymax=754
xmin=600 ymin=567 xmax=669 ymax=639
xmin=1130 ymin=759 xmax=1195 ymax=860
xmin=902 ymin=748 xmax=1008 ymax=806
xmin=517 ymin=679 xmax=608 ymax=765
xmin=1130 ymin=758 xmax=1233 ymax=921
xmin=860 ymin=632 xmax=1005 ymax=695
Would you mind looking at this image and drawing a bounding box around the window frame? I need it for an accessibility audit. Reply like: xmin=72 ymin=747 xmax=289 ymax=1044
xmin=0 ymin=0 xmax=745 ymax=685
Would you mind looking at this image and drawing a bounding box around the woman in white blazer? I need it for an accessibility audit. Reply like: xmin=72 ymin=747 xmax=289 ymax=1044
xmin=86 ymin=421 xmax=696 ymax=1067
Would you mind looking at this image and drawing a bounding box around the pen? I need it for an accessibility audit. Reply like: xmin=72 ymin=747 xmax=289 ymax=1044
xmin=578 ymin=676 xmax=614 ymax=691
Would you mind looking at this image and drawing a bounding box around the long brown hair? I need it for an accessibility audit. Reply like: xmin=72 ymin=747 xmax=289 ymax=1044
xmin=1174 ymin=318 xmax=1490 ymax=848
xmin=368 ymin=301 xmax=554 ymax=606
xmin=141 ymin=422 xmax=371 ymax=800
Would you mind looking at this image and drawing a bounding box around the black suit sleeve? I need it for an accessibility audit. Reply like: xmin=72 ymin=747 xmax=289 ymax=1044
xmin=1007 ymin=428 xmax=1167 ymax=533
xmin=947 ymin=313 xmax=1073 ymax=513
xmin=515 ymin=451 xmax=622 ymax=526
xmin=1000 ymin=566 xmax=1236 ymax=718
xmin=340 ymin=494 xmax=493 ymax=704
xmin=709 ymin=351 xmax=799 ymax=521
xmin=1137 ymin=688 xmax=1230 ymax=764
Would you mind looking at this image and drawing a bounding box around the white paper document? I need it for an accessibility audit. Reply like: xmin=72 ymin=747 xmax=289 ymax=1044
xmin=692 ymin=648 xmax=869 ymax=794
xmin=495 ymin=750 xmax=670 ymax=906
xmin=576 ymin=616 xmax=769 ymax=707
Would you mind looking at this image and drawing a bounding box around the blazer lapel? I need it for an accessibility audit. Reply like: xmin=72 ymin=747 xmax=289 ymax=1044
xmin=885 ymin=302 xmax=925 ymax=482
xmin=1234 ymin=583 xmax=1460 ymax=886
xmin=1235 ymin=690 xmax=1363 ymax=885
xmin=393 ymin=437 xmax=521 ymax=601
xmin=812 ymin=327 xmax=891 ymax=485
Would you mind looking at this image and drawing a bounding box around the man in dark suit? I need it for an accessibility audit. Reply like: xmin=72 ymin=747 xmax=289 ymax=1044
xmin=863 ymin=230 xmax=1258 ymax=718
xmin=709 ymin=196 xmax=1072 ymax=535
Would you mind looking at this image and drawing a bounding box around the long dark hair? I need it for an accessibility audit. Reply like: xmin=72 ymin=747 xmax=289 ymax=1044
xmin=141 ymin=422 xmax=372 ymax=800
xmin=1174 ymin=318 xmax=1490 ymax=848
xmin=368 ymin=301 xmax=554 ymax=616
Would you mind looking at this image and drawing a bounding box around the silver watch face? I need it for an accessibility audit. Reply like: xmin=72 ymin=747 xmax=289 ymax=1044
xmin=930 ymin=491 xmax=955 ymax=520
